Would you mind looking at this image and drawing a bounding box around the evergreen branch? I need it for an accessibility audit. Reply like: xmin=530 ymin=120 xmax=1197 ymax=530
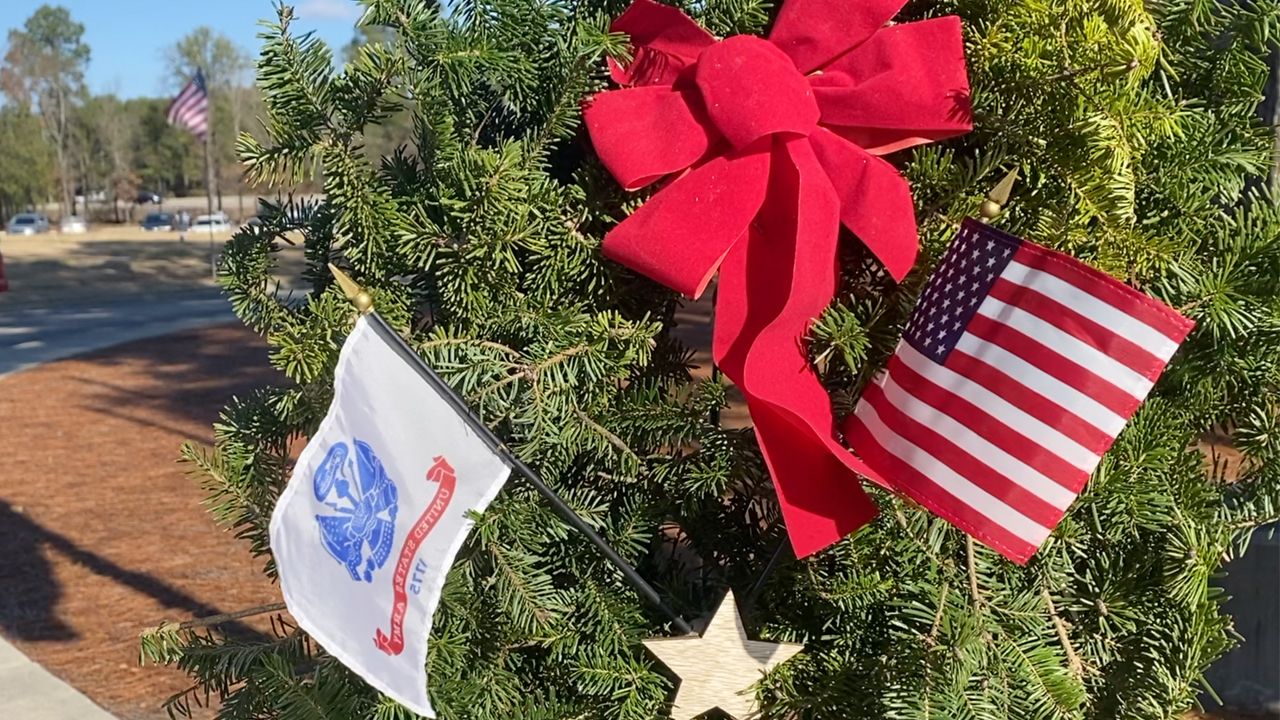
xmin=260 ymin=656 xmax=344 ymax=720
xmin=160 ymin=682 xmax=208 ymax=719
xmin=574 ymin=408 xmax=638 ymax=462
xmin=965 ymin=536 xmax=988 ymax=620
xmin=475 ymin=344 xmax=590 ymax=397
xmin=893 ymin=505 xmax=944 ymax=565
xmin=929 ymin=585 xmax=950 ymax=647
xmin=1041 ymin=587 xmax=1085 ymax=679
xmin=1003 ymin=634 xmax=1081 ymax=719
xmin=419 ymin=336 xmax=521 ymax=356
xmin=177 ymin=602 xmax=289 ymax=631
xmin=1048 ymin=57 xmax=1143 ymax=83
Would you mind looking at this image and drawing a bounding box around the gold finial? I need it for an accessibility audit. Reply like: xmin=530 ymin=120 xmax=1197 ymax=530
xmin=328 ymin=263 xmax=374 ymax=315
xmin=979 ymin=168 xmax=1019 ymax=223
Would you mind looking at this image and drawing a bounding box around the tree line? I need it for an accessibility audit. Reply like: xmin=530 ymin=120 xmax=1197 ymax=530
xmin=0 ymin=5 xmax=267 ymax=222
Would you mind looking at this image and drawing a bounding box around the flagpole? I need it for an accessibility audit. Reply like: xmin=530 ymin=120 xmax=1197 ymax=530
xmin=203 ymin=127 xmax=216 ymax=280
xmin=329 ymin=265 xmax=695 ymax=636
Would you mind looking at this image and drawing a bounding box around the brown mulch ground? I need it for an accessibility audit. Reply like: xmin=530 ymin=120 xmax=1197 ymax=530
xmin=0 ymin=324 xmax=283 ymax=720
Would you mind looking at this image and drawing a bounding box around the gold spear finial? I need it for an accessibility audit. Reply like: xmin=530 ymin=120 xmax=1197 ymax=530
xmin=979 ymin=168 xmax=1019 ymax=223
xmin=328 ymin=263 xmax=374 ymax=315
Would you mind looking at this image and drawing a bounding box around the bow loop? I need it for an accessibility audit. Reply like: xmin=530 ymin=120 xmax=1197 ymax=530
xmin=609 ymin=0 xmax=716 ymax=86
xmin=809 ymin=129 xmax=919 ymax=281
xmin=813 ymin=17 xmax=973 ymax=155
xmin=602 ymin=143 xmax=771 ymax=299
xmin=584 ymin=85 xmax=715 ymax=190
xmin=769 ymin=0 xmax=908 ymax=74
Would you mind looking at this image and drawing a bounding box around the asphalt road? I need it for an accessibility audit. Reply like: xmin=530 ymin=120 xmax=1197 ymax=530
xmin=0 ymin=289 xmax=237 ymax=378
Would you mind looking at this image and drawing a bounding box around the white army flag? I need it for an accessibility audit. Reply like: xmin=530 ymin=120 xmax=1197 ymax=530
xmin=270 ymin=315 xmax=511 ymax=717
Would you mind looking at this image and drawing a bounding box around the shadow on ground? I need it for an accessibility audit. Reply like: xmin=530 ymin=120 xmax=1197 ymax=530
xmin=0 ymin=500 xmax=265 ymax=644
xmin=64 ymin=323 xmax=284 ymax=439
xmin=0 ymin=323 xmax=285 ymax=719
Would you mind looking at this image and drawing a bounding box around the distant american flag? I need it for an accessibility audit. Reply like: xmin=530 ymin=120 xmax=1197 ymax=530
xmin=846 ymin=219 xmax=1194 ymax=563
xmin=167 ymin=69 xmax=210 ymax=139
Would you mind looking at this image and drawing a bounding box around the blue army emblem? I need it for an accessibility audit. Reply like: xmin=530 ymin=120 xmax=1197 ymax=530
xmin=313 ymin=440 xmax=399 ymax=582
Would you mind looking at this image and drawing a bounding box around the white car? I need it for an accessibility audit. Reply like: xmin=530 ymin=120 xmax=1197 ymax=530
xmin=191 ymin=213 xmax=232 ymax=232
xmin=60 ymin=215 xmax=87 ymax=234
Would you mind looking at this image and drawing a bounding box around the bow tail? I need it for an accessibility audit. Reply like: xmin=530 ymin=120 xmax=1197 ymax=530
xmin=713 ymin=136 xmax=881 ymax=558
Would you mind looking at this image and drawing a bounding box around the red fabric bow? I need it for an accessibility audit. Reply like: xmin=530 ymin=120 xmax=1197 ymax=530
xmin=585 ymin=0 xmax=972 ymax=557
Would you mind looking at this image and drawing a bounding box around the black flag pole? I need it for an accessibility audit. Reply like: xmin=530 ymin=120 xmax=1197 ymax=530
xmin=203 ymin=137 xmax=216 ymax=279
xmin=329 ymin=264 xmax=695 ymax=636
xmin=201 ymin=87 xmax=217 ymax=280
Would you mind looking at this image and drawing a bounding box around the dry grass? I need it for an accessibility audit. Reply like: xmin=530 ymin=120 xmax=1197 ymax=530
xmin=0 ymin=227 xmax=305 ymax=308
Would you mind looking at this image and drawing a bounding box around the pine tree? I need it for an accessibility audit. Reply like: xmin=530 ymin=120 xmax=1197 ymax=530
xmin=142 ymin=0 xmax=1280 ymax=718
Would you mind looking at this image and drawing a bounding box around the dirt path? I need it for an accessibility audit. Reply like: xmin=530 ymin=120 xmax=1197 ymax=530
xmin=0 ymin=324 xmax=282 ymax=720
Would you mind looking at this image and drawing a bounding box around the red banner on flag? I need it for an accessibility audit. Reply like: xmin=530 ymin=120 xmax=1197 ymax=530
xmin=375 ymin=457 xmax=456 ymax=656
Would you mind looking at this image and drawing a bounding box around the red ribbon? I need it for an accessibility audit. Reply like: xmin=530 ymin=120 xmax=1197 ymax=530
xmin=585 ymin=0 xmax=972 ymax=557
xmin=374 ymin=456 xmax=456 ymax=656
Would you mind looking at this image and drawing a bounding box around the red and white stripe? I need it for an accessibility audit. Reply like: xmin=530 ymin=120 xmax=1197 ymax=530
xmin=847 ymin=241 xmax=1193 ymax=563
xmin=167 ymin=76 xmax=209 ymax=138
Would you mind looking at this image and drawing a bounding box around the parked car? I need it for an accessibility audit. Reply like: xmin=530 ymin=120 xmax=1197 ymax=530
xmin=191 ymin=213 xmax=232 ymax=232
xmin=136 ymin=191 xmax=162 ymax=205
xmin=140 ymin=212 xmax=175 ymax=231
xmin=6 ymin=213 xmax=50 ymax=235
xmin=59 ymin=215 xmax=88 ymax=234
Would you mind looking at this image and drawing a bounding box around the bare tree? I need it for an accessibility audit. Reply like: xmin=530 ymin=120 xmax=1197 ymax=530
xmin=93 ymin=93 xmax=137 ymax=221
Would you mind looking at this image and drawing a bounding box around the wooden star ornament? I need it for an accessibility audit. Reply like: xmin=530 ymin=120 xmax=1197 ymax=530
xmin=643 ymin=591 xmax=803 ymax=720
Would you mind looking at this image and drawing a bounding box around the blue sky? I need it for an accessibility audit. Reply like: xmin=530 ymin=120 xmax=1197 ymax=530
xmin=0 ymin=0 xmax=362 ymax=99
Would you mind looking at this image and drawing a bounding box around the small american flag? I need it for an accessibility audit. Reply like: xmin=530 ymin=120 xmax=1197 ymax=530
xmin=167 ymin=69 xmax=210 ymax=139
xmin=845 ymin=219 xmax=1194 ymax=564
